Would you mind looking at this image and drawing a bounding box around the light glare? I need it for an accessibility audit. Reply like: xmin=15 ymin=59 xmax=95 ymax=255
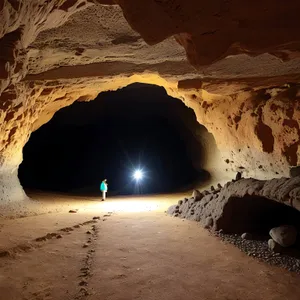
xmin=133 ymin=169 xmax=143 ymax=181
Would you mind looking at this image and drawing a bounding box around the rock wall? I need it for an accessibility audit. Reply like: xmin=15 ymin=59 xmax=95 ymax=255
xmin=1 ymin=1 xmax=300 ymax=207
xmin=168 ymin=176 xmax=300 ymax=232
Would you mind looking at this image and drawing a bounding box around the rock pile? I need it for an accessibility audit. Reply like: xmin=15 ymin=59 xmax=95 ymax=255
xmin=167 ymin=174 xmax=300 ymax=272
xmin=167 ymin=175 xmax=300 ymax=232
xmin=215 ymin=230 xmax=300 ymax=274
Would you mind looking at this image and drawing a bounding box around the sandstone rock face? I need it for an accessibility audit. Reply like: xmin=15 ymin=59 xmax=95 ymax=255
xmin=1 ymin=1 xmax=300 ymax=207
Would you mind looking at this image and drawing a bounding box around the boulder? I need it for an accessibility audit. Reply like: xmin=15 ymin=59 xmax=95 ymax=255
xmin=204 ymin=217 xmax=213 ymax=229
xmin=235 ymin=172 xmax=242 ymax=181
xmin=241 ymin=232 xmax=252 ymax=240
xmin=192 ymin=189 xmax=203 ymax=201
xmin=269 ymin=225 xmax=297 ymax=247
xmin=268 ymin=239 xmax=283 ymax=253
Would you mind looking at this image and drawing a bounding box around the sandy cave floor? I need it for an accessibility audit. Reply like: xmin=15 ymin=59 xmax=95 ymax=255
xmin=1 ymin=193 xmax=300 ymax=300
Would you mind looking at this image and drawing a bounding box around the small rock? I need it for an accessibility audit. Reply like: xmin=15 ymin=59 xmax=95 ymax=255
xmin=217 ymin=183 xmax=222 ymax=189
xmin=192 ymin=189 xmax=203 ymax=201
xmin=83 ymin=243 xmax=89 ymax=248
xmin=235 ymin=172 xmax=242 ymax=181
xmin=79 ymin=280 xmax=88 ymax=286
xmin=269 ymin=225 xmax=297 ymax=247
xmin=210 ymin=185 xmax=215 ymax=192
xmin=268 ymin=239 xmax=283 ymax=253
xmin=73 ymin=225 xmax=81 ymax=228
xmin=80 ymin=287 xmax=89 ymax=296
xmin=241 ymin=232 xmax=252 ymax=240
xmin=224 ymin=182 xmax=231 ymax=188
xmin=56 ymin=234 xmax=63 ymax=239
xmin=46 ymin=233 xmax=57 ymax=239
xmin=93 ymin=216 xmax=100 ymax=220
xmin=86 ymin=231 xmax=92 ymax=234
xmin=178 ymin=200 xmax=183 ymax=205
xmin=204 ymin=217 xmax=213 ymax=229
xmin=69 ymin=210 xmax=77 ymax=213
xmin=60 ymin=227 xmax=74 ymax=232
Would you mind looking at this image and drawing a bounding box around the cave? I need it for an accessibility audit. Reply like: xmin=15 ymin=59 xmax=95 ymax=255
xmin=19 ymin=83 xmax=212 ymax=195
xmin=217 ymin=195 xmax=300 ymax=235
xmin=2 ymin=1 xmax=300 ymax=299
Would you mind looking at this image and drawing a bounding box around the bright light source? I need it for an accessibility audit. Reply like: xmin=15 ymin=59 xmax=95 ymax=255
xmin=133 ymin=169 xmax=143 ymax=181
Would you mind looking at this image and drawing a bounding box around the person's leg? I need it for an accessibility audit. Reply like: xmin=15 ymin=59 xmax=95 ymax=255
xmin=102 ymin=191 xmax=106 ymax=201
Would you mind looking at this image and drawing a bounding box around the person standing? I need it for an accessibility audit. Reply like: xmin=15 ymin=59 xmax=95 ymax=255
xmin=100 ymin=179 xmax=108 ymax=201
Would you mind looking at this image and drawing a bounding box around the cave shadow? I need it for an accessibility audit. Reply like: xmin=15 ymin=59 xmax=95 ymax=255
xmin=219 ymin=195 xmax=300 ymax=234
xmin=217 ymin=195 xmax=300 ymax=255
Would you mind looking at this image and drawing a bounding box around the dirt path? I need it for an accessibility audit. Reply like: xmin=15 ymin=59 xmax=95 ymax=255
xmin=1 ymin=195 xmax=300 ymax=300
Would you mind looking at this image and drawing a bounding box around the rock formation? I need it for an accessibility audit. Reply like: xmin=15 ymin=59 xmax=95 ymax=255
xmin=168 ymin=177 xmax=300 ymax=232
xmin=1 ymin=1 xmax=300 ymax=210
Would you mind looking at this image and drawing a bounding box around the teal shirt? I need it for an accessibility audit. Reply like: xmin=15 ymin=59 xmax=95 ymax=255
xmin=100 ymin=181 xmax=107 ymax=192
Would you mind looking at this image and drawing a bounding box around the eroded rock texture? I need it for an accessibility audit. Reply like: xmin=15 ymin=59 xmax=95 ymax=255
xmin=168 ymin=177 xmax=300 ymax=233
xmin=1 ymin=0 xmax=300 ymax=207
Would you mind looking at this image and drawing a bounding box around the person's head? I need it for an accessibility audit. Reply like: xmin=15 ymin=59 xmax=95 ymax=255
xmin=103 ymin=179 xmax=107 ymax=182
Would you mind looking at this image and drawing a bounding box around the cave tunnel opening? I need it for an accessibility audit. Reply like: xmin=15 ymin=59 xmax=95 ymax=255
xmin=217 ymin=195 xmax=300 ymax=239
xmin=19 ymin=83 xmax=212 ymax=196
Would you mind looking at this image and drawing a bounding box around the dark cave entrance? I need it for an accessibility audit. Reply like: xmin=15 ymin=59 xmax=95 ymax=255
xmin=19 ymin=83 xmax=212 ymax=196
xmin=217 ymin=195 xmax=300 ymax=236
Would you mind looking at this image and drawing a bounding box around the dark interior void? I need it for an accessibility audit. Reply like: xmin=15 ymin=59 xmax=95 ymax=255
xmin=19 ymin=83 xmax=210 ymax=195
xmin=217 ymin=196 xmax=300 ymax=235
